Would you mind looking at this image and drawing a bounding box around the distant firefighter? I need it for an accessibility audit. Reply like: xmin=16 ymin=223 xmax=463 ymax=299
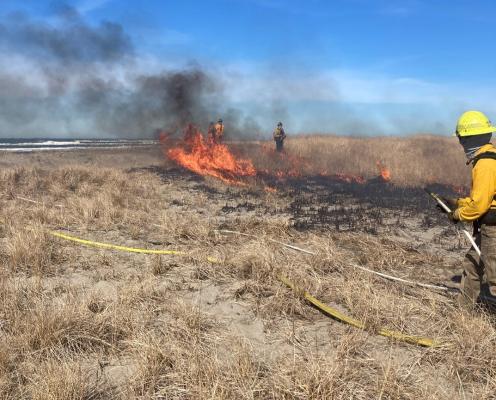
xmin=273 ymin=122 xmax=286 ymax=152
xmin=207 ymin=121 xmax=216 ymax=144
xmin=213 ymin=118 xmax=224 ymax=144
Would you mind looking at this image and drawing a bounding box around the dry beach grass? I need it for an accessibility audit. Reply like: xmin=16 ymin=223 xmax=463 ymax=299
xmin=0 ymin=135 xmax=494 ymax=399
xmin=241 ymin=134 xmax=470 ymax=188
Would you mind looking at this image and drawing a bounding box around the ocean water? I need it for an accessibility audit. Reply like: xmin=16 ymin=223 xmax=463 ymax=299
xmin=0 ymin=138 xmax=158 ymax=152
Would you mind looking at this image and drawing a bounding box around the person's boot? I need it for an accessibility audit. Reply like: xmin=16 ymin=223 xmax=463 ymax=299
xmin=458 ymin=270 xmax=481 ymax=310
xmin=479 ymin=284 xmax=496 ymax=310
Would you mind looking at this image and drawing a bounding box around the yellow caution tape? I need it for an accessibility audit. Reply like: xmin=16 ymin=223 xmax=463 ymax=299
xmin=48 ymin=231 xmax=219 ymax=263
xmin=279 ymin=275 xmax=441 ymax=348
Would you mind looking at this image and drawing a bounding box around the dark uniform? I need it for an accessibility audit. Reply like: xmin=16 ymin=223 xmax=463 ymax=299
xmin=273 ymin=123 xmax=286 ymax=152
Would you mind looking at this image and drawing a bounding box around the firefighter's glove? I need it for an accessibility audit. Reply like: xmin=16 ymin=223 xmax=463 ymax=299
xmin=447 ymin=211 xmax=459 ymax=224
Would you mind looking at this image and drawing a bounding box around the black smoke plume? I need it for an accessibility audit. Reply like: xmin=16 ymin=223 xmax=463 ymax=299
xmin=0 ymin=7 xmax=133 ymax=64
xmin=74 ymin=68 xmax=219 ymax=137
xmin=0 ymin=6 xmax=224 ymax=138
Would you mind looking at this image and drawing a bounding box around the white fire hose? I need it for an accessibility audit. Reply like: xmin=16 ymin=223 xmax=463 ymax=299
xmin=427 ymin=190 xmax=482 ymax=257
xmin=216 ymin=229 xmax=450 ymax=292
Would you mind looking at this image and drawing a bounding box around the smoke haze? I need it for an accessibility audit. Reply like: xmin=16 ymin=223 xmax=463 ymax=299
xmin=0 ymin=4 xmax=476 ymax=138
xmin=0 ymin=6 xmax=230 ymax=138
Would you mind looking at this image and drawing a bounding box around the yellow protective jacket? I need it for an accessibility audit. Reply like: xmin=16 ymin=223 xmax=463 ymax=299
xmin=215 ymin=123 xmax=224 ymax=136
xmin=273 ymin=127 xmax=286 ymax=140
xmin=455 ymin=144 xmax=496 ymax=221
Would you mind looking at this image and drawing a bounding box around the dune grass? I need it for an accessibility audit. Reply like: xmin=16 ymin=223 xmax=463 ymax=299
xmin=0 ymin=137 xmax=493 ymax=399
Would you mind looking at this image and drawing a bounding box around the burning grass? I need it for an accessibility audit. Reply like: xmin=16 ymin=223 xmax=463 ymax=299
xmin=162 ymin=126 xmax=396 ymax=189
xmin=0 ymin=139 xmax=493 ymax=398
xmin=162 ymin=125 xmax=256 ymax=185
xmin=283 ymin=134 xmax=470 ymax=188
xmin=161 ymin=129 xmax=472 ymax=198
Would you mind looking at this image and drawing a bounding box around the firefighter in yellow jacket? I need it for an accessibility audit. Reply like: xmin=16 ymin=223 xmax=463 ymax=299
xmin=213 ymin=119 xmax=224 ymax=144
xmin=446 ymin=111 xmax=496 ymax=308
xmin=273 ymin=122 xmax=286 ymax=152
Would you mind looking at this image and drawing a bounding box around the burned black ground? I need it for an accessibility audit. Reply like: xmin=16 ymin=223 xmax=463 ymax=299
xmin=145 ymin=164 xmax=465 ymax=236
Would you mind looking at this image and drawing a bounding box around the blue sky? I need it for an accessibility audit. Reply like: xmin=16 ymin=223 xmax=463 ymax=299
xmin=0 ymin=0 xmax=495 ymax=136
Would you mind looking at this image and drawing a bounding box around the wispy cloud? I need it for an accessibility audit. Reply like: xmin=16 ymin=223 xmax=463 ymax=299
xmin=221 ymin=63 xmax=449 ymax=105
xmin=215 ymin=60 xmax=496 ymax=135
xmin=77 ymin=0 xmax=113 ymax=15
xmin=380 ymin=6 xmax=412 ymax=16
xmin=378 ymin=0 xmax=423 ymax=16
xmin=236 ymin=0 xmax=340 ymax=18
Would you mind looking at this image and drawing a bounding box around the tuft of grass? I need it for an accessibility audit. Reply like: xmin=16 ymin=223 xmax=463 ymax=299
xmin=25 ymin=358 xmax=116 ymax=400
xmin=4 ymin=223 xmax=63 ymax=275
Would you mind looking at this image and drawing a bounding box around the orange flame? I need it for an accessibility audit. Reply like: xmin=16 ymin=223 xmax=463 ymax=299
xmin=163 ymin=125 xmax=256 ymax=185
xmin=162 ymin=130 xmax=390 ymax=188
xmin=333 ymin=173 xmax=366 ymax=184
xmin=376 ymin=161 xmax=391 ymax=182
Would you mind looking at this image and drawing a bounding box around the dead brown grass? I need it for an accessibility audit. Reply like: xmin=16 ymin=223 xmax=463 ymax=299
xmin=0 ymin=142 xmax=494 ymax=399
xmin=243 ymin=134 xmax=471 ymax=187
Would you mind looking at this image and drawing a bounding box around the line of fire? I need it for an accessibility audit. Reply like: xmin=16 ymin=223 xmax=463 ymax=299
xmin=159 ymin=123 xmax=391 ymax=188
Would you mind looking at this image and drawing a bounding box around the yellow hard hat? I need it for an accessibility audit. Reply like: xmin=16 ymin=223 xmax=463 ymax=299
xmin=455 ymin=110 xmax=496 ymax=137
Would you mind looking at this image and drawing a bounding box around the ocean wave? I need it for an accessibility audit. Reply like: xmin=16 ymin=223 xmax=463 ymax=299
xmin=0 ymin=139 xmax=158 ymax=152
